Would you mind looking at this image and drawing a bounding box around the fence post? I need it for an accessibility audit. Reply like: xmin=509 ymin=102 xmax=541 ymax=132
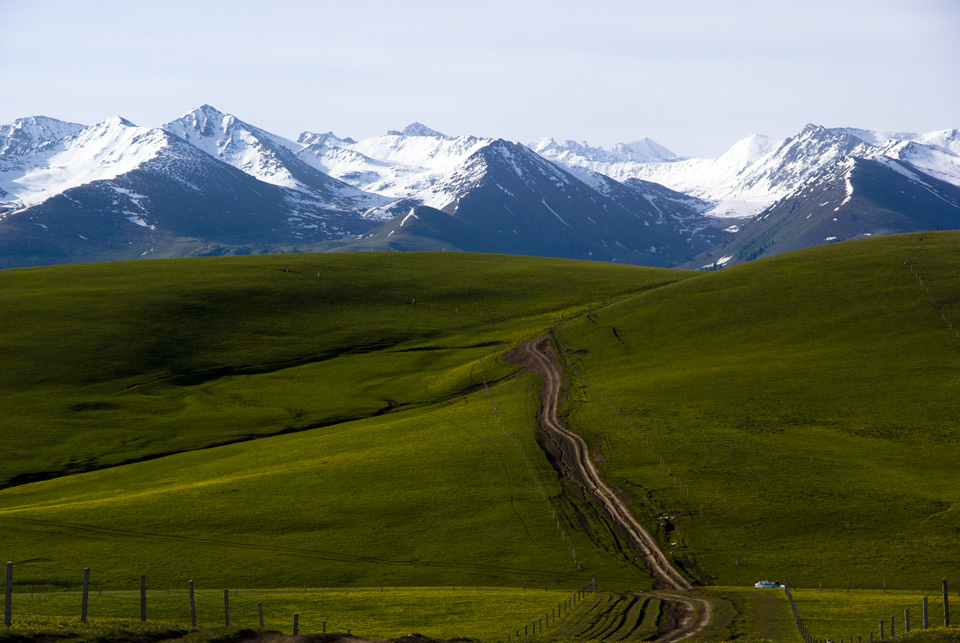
xmin=322 ymin=620 xmax=326 ymax=633
xmin=879 ymin=619 xmax=884 ymax=640
xmin=890 ymin=615 xmax=895 ymax=638
xmin=224 ymin=589 xmax=230 ymax=626
xmin=4 ymin=562 xmax=12 ymax=628
xmin=905 ymin=608 xmax=910 ymax=633
xmin=923 ymin=596 xmax=929 ymax=629
xmin=258 ymin=603 xmax=264 ymax=630
xmin=945 ymin=579 xmax=951 ymax=627
xmin=189 ymin=581 xmax=196 ymax=628
xmin=81 ymin=568 xmax=90 ymax=623
xmin=140 ymin=575 xmax=146 ymax=622
xmin=293 ymin=613 xmax=299 ymax=635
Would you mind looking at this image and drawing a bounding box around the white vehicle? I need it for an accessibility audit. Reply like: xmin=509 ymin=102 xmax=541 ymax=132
xmin=755 ymin=581 xmax=781 ymax=588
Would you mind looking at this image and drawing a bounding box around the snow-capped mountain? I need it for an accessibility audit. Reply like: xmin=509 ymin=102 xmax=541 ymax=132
xmin=354 ymin=138 xmax=723 ymax=266
xmin=0 ymin=116 xmax=86 ymax=162
xmin=0 ymin=113 xmax=385 ymax=267
xmin=2 ymin=106 xmax=958 ymax=270
xmin=528 ymin=137 xmax=677 ymax=165
xmin=1 ymin=116 xmax=174 ymax=215
xmin=537 ymin=125 xmax=960 ymax=221
xmin=693 ymin=154 xmax=960 ymax=268
xmin=875 ymin=132 xmax=960 ymax=188
xmin=162 ymin=105 xmax=386 ymax=210
xmin=295 ymin=124 xmax=492 ymax=198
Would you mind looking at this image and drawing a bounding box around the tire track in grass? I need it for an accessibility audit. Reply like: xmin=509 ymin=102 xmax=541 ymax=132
xmin=512 ymin=336 xmax=713 ymax=641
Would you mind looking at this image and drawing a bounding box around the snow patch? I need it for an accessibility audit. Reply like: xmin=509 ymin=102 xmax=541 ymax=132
xmin=540 ymin=199 xmax=572 ymax=228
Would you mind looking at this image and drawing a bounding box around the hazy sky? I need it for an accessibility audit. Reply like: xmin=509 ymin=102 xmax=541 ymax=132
xmin=2 ymin=0 xmax=958 ymax=157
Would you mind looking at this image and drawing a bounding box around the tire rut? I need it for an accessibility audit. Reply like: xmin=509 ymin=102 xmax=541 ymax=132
xmin=511 ymin=336 xmax=712 ymax=642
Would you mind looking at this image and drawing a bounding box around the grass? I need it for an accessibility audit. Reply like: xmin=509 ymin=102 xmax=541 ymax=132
xmin=0 ymin=252 xmax=691 ymax=489
xmin=0 ymin=368 xmax=646 ymax=591
xmin=1 ymin=587 xmax=577 ymax=640
xmin=555 ymin=232 xmax=960 ymax=589
xmin=5 ymin=237 xmax=960 ymax=638
xmin=788 ymin=588 xmax=956 ymax=642
xmin=696 ymin=587 xmax=801 ymax=642
xmin=545 ymin=592 xmax=660 ymax=641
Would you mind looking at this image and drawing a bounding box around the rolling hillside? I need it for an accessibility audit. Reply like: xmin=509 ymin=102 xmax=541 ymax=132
xmin=2 ymin=236 xmax=959 ymax=627
xmin=0 ymin=253 xmax=691 ymax=594
xmin=556 ymin=232 xmax=960 ymax=589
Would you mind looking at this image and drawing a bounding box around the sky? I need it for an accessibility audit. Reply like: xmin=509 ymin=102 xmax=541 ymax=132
xmin=2 ymin=0 xmax=958 ymax=158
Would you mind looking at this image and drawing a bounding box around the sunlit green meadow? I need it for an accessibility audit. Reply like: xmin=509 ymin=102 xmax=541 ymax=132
xmin=555 ymin=233 xmax=960 ymax=589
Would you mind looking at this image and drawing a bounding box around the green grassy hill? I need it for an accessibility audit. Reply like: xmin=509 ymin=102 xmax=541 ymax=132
xmin=556 ymin=231 xmax=960 ymax=590
xmin=3 ymin=236 xmax=960 ymax=639
xmin=0 ymin=252 xmax=690 ymax=594
xmin=0 ymin=252 xmax=689 ymax=489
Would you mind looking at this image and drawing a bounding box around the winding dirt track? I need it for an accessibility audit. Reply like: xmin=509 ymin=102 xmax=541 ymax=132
xmin=516 ymin=336 xmax=712 ymax=641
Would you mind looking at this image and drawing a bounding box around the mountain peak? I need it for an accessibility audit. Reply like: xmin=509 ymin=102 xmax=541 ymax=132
xmin=97 ymin=116 xmax=137 ymax=129
xmin=529 ymin=136 xmax=675 ymax=164
xmin=0 ymin=115 xmax=87 ymax=159
xmin=192 ymin=104 xmax=226 ymax=118
xmin=386 ymin=123 xmax=445 ymax=138
xmin=298 ymin=131 xmax=353 ymax=146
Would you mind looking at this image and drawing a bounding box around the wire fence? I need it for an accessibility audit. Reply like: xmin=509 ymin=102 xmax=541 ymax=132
xmin=4 ymin=561 xmax=600 ymax=639
xmin=785 ymin=579 xmax=956 ymax=643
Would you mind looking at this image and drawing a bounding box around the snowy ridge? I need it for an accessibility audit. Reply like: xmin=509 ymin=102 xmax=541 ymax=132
xmin=296 ymin=125 xmax=492 ymax=198
xmin=2 ymin=106 xmax=958 ymax=270
xmin=528 ymin=137 xmax=677 ymax=164
xmin=163 ymin=104 xmax=304 ymax=189
xmin=0 ymin=116 xmax=171 ymax=212
xmin=162 ymin=105 xmax=386 ymax=209
xmin=542 ymin=125 xmax=960 ymax=219
xmin=386 ymin=122 xmax=446 ymax=138
xmin=0 ymin=116 xmax=86 ymax=160
xmin=406 ymin=138 xmax=582 ymax=212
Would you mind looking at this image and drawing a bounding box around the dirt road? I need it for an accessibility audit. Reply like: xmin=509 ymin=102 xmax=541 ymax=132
xmin=513 ymin=336 xmax=712 ymax=640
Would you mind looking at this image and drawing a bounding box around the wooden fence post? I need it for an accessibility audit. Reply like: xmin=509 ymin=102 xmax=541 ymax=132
xmin=923 ymin=596 xmax=929 ymax=629
xmin=189 ymin=581 xmax=196 ymax=628
xmin=944 ymin=579 xmax=950 ymax=627
xmin=258 ymin=603 xmax=264 ymax=630
xmin=905 ymin=608 xmax=910 ymax=633
xmin=81 ymin=568 xmax=90 ymax=623
xmin=224 ymin=589 xmax=230 ymax=626
xmin=293 ymin=613 xmax=299 ymax=635
xmin=4 ymin=562 xmax=12 ymax=628
xmin=890 ymin=615 xmax=894 ymax=638
xmin=140 ymin=575 xmax=146 ymax=622
xmin=879 ymin=619 xmax=884 ymax=640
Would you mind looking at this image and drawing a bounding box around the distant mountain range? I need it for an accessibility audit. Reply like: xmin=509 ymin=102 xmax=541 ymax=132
xmin=1 ymin=105 xmax=958 ymax=269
